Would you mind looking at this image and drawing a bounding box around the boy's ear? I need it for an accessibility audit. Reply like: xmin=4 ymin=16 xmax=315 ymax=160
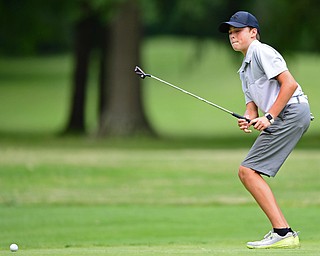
xmin=250 ymin=27 xmax=258 ymax=38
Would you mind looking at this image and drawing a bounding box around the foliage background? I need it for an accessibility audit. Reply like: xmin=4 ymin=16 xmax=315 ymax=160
xmin=2 ymin=0 xmax=320 ymax=56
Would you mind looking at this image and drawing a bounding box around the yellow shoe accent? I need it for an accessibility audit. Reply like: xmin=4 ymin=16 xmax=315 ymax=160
xmin=247 ymin=231 xmax=300 ymax=249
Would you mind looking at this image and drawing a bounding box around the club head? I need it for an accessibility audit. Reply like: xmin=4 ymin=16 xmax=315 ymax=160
xmin=134 ymin=66 xmax=151 ymax=79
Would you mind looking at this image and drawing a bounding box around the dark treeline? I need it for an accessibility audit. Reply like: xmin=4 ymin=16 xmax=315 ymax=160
xmin=1 ymin=0 xmax=320 ymax=56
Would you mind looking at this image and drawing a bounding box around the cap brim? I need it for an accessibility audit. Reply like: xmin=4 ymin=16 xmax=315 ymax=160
xmin=218 ymin=21 xmax=247 ymax=33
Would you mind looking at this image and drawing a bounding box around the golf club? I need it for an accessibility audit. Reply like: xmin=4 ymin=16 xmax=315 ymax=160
xmin=134 ymin=66 xmax=271 ymax=133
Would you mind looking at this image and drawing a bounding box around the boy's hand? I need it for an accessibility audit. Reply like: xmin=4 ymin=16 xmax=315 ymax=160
xmin=238 ymin=116 xmax=252 ymax=133
xmin=249 ymin=116 xmax=271 ymax=131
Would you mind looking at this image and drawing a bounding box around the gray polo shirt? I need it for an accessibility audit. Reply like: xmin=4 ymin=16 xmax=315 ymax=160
xmin=238 ymin=40 xmax=303 ymax=113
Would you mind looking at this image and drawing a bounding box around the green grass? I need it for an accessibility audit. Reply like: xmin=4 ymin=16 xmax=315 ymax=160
xmin=1 ymin=205 xmax=320 ymax=255
xmin=0 ymin=144 xmax=320 ymax=255
xmin=0 ymin=37 xmax=320 ymax=255
xmin=0 ymin=55 xmax=71 ymax=133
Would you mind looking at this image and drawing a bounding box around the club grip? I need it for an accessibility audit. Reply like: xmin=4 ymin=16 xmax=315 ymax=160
xmin=232 ymin=113 xmax=272 ymax=133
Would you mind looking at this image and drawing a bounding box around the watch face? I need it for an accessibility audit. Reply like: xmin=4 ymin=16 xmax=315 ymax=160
xmin=265 ymin=114 xmax=272 ymax=120
xmin=265 ymin=113 xmax=274 ymax=124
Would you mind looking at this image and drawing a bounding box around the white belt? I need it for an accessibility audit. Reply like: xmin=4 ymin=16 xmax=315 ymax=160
xmin=287 ymin=95 xmax=309 ymax=105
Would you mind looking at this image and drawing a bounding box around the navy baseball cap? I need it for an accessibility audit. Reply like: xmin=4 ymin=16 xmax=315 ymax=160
xmin=218 ymin=11 xmax=260 ymax=34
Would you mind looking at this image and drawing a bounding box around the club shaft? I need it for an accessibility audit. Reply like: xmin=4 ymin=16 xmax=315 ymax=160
xmin=136 ymin=66 xmax=271 ymax=133
xmin=150 ymin=75 xmax=233 ymax=115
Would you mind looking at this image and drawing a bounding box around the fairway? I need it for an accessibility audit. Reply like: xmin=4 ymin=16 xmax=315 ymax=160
xmin=1 ymin=142 xmax=320 ymax=255
xmin=1 ymin=204 xmax=320 ymax=255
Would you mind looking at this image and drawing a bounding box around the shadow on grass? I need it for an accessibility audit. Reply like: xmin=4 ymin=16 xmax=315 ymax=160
xmin=0 ymin=130 xmax=318 ymax=150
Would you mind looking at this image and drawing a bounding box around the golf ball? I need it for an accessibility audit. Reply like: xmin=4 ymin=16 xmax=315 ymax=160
xmin=10 ymin=243 xmax=18 ymax=252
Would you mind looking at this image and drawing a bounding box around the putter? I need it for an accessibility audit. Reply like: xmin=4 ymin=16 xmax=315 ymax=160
xmin=134 ymin=66 xmax=271 ymax=133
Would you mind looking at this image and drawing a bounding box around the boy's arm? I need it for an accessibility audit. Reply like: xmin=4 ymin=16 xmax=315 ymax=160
xmin=245 ymin=101 xmax=259 ymax=119
xmin=249 ymin=70 xmax=298 ymax=131
xmin=267 ymin=70 xmax=298 ymax=118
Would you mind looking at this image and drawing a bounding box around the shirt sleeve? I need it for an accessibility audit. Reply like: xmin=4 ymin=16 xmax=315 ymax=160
xmin=254 ymin=44 xmax=288 ymax=80
xmin=244 ymin=90 xmax=253 ymax=104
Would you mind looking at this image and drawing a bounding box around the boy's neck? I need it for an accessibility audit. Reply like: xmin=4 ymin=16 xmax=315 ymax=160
xmin=242 ymin=39 xmax=257 ymax=56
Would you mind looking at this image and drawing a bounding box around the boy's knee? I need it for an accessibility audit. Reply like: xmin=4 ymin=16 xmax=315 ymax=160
xmin=238 ymin=165 xmax=252 ymax=182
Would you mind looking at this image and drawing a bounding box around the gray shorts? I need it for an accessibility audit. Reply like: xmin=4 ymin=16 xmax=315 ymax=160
xmin=241 ymin=103 xmax=311 ymax=177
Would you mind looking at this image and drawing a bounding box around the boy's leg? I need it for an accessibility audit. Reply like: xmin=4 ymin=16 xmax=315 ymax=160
xmin=238 ymin=165 xmax=288 ymax=228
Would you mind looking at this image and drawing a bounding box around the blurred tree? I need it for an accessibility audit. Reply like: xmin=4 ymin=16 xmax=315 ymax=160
xmin=144 ymin=0 xmax=243 ymax=38
xmin=0 ymin=0 xmax=75 ymax=55
xmin=253 ymin=0 xmax=320 ymax=53
xmin=97 ymin=0 xmax=152 ymax=136
xmin=63 ymin=0 xmax=153 ymax=136
xmin=64 ymin=1 xmax=104 ymax=134
xmin=2 ymin=0 xmax=320 ymax=55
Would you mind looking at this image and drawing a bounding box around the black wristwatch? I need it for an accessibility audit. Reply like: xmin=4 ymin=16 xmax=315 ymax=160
xmin=265 ymin=113 xmax=274 ymax=124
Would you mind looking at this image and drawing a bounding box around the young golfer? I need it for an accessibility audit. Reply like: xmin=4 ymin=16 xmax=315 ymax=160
xmin=218 ymin=11 xmax=311 ymax=249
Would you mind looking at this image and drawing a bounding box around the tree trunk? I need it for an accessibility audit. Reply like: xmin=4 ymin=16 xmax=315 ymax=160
xmin=64 ymin=4 xmax=96 ymax=134
xmin=98 ymin=0 xmax=153 ymax=136
xmin=98 ymin=25 xmax=109 ymax=122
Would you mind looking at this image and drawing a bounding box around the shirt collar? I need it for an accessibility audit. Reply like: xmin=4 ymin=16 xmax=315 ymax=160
xmin=244 ymin=39 xmax=260 ymax=63
xmin=238 ymin=40 xmax=260 ymax=73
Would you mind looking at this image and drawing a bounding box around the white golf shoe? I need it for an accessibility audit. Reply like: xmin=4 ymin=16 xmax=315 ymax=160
xmin=247 ymin=231 xmax=300 ymax=249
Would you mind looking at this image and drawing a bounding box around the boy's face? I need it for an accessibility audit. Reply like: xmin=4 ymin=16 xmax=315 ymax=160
xmin=228 ymin=26 xmax=257 ymax=55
